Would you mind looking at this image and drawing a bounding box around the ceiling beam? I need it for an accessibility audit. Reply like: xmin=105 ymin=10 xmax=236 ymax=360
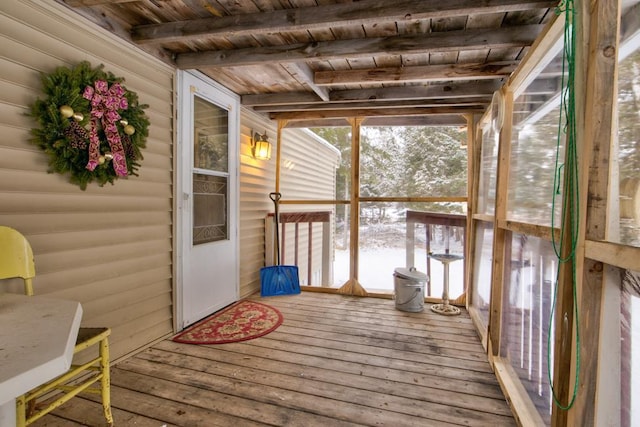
xmin=242 ymin=91 xmax=324 ymax=107
xmin=252 ymin=96 xmax=493 ymax=113
xmin=64 ymin=0 xmax=136 ymax=6
xmin=283 ymin=119 xmax=352 ymax=128
xmin=362 ymin=116 xmax=468 ymax=127
xmin=242 ymin=80 xmax=502 ymax=107
xmin=282 ymin=63 xmax=330 ymax=102
xmin=176 ymin=25 xmax=544 ymax=69
xmin=131 ymin=0 xmax=557 ymax=45
xmin=330 ymin=80 xmax=503 ymax=102
xmin=314 ymin=61 xmax=518 ymax=85
xmin=269 ymin=106 xmax=485 ymax=121
xmin=282 ymin=115 xmax=468 ymax=128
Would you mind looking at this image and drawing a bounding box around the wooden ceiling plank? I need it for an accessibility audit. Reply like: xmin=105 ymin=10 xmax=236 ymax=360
xmin=314 ymin=61 xmax=519 ymax=85
xmin=176 ymin=25 xmax=544 ymax=68
xmin=269 ymin=105 xmax=484 ymax=120
xmin=131 ymin=0 xmax=557 ymax=44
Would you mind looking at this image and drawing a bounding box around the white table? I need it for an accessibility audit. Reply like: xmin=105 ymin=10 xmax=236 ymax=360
xmin=0 ymin=293 xmax=82 ymax=426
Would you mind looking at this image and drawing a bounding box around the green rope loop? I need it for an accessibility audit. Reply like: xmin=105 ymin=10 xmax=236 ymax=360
xmin=548 ymin=0 xmax=580 ymax=411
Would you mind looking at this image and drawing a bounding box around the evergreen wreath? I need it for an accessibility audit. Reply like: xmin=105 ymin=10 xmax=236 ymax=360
xmin=30 ymin=61 xmax=150 ymax=190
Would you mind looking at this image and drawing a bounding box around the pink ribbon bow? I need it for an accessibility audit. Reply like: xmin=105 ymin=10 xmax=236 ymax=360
xmin=82 ymin=80 xmax=129 ymax=176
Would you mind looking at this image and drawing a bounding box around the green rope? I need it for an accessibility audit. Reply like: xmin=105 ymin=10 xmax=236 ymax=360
xmin=547 ymin=0 xmax=580 ymax=411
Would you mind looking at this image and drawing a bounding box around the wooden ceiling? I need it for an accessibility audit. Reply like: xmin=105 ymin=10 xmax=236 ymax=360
xmin=60 ymin=0 xmax=558 ymax=127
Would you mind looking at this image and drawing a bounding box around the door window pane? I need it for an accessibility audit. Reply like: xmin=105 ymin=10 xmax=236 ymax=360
xmin=192 ymin=95 xmax=229 ymax=245
xmin=194 ymin=96 xmax=228 ymax=172
xmin=193 ymin=174 xmax=227 ymax=244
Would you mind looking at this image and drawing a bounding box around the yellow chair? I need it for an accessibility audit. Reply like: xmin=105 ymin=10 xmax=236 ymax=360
xmin=0 ymin=226 xmax=113 ymax=426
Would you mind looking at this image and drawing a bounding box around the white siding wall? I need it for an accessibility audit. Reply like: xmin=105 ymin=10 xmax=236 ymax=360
xmin=0 ymin=0 xmax=174 ymax=360
xmin=0 ymin=0 xmax=340 ymax=359
xmin=279 ymin=128 xmax=340 ymax=202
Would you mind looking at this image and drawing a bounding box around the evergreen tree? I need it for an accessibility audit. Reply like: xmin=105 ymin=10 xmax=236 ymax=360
xmin=312 ymin=125 xmax=467 ymax=218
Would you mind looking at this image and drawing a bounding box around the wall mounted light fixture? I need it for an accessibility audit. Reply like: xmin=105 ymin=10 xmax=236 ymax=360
xmin=251 ymin=131 xmax=272 ymax=160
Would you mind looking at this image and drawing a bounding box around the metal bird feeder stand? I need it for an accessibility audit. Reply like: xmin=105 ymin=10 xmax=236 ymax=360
xmin=429 ymin=224 xmax=463 ymax=316
xmin=429 ymin=253 xmax=463 ymax=315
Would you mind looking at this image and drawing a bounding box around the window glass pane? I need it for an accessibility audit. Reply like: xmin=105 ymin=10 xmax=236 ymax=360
xmin=617 ymin=40 xmax=640 ymax=247
xmin=360 ymin=126 xmax=467 ymax=198
xmin=193 ymin=174 xmax=227 ymax=244
xmin=508 ymin=49 xmax=565 ymax=226
xmin=193 ymin=96 xmax=228 ymax=172
xmin=478 ymin=124 xmax=499 ymax=215
xmin=471 ymin=221 xmax=493 ymax=328
xmin=192 ymin=95 xmax=229 ymax=246
xmin=500 ymin=233 xmax=557 ymax=425
xmin=621 ymin=269 xmax=640 ymax=426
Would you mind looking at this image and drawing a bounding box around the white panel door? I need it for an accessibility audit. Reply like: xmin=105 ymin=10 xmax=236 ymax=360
xmin=177 ymin=71 xmax=239 ymax=328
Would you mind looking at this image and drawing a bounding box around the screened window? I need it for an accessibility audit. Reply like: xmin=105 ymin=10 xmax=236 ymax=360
xmin=478 ymin=123 xmax=499 ymax=215
xmin=500 ymin=233 xmax=557 ymax=425
xmin=617 ymin=37 xmax=640 ymax=248
xmin=471 ymin=223 xmax=494 ymax=327
xmin=507 ymin=49 xmax=566 ymax=226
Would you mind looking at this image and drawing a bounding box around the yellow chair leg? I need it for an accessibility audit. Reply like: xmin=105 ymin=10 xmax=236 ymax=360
xmin=15 ymin=396 xmax=26 ymax=427
xmin=100 ymin=338 xmax=114 ymax=426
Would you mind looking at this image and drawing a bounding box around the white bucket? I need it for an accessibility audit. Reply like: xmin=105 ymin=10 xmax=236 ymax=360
xmin=393 ymin=267 xmax=427 ymax=312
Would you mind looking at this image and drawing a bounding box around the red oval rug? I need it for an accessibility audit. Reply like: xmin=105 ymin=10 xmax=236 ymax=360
xmin=172 ymin=300 xmax=283 ymax=345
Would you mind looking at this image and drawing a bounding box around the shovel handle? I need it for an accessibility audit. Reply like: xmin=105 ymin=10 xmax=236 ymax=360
xmin=269 ymin=192 xmax=282 ymax=203
xmin=269 ymin=192 xmax=282 ymax=265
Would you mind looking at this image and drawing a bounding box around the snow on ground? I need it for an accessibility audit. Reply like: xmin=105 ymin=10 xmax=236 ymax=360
xmin=333 ymin=247 xmax=465 ymax=298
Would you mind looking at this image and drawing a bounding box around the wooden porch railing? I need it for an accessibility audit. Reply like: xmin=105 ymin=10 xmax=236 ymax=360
xmin=265 ymin=210 xmax=467 ymax=291
xmin=266 ymin=211 xmax=333 ymax=286
xmin=405 ymin=211 xmax=466 ymax=296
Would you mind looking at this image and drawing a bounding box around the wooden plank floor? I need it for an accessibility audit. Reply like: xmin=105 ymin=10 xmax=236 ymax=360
xmin=34 ymin=293 xmax=515 ymax=426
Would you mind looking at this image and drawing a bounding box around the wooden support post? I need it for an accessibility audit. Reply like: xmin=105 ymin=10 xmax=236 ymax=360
xmin=281 ymin=222 xmax=287 ymax=263
xmin=465 ymin=113 xmax=479 ymax=310
xmin=274 ymin=120 xmax=287 ymax=194
xmin=406 ymin=218 xmax=415 ymax=268
xmin=307 ymin=222 xmax=312 ymax=285
xmin=337 ymin=117 xmax=367 ymax=296
xmin=488 ymin=88 xmax=513 ymax=357
xmin=294 ymin=223 xmax=299 ymax=267
xmin=426 ymin=226 xmax=431 ymax=295
xmin=564 ymin=0 xmax=621 ymax=425
xmin=321 ymin=220 xmax=332 ymax=287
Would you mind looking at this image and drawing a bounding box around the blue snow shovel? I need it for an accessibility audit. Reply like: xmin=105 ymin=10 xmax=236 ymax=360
xmin=260 ymin=192 xmax=301 ymax=297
